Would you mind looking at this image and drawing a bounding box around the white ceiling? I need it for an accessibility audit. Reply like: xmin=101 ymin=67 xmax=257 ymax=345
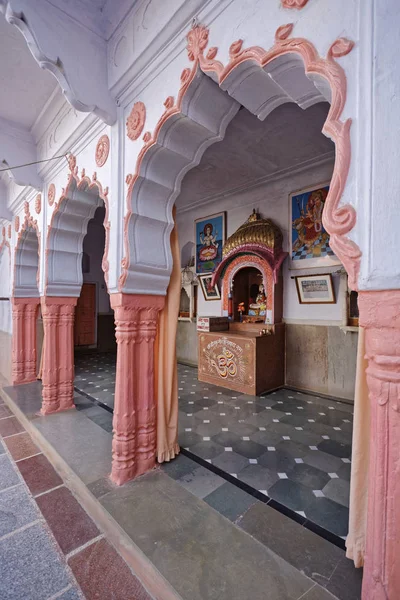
xmin=0 ymin=16 xmax=57 ymax=130
xmin=176 ymin=102 xmax=333 ymax=209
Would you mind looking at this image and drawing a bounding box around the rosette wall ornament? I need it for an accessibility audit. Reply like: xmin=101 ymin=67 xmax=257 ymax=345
xmin=126 ymin=102 xmax=146 ymax=141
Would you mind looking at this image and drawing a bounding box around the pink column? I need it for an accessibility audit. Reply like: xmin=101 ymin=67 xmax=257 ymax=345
xmin=110 ymin=293 xmax=164 ymax=486
xmin=40 ymin=297 xmax=77 ymax=415
xmin=359 ymin=290 xmax=400 ymax=600
xmin=11 ymin=298 xmax=40 ymax=385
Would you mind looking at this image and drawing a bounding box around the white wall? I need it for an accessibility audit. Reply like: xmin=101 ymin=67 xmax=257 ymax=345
xmin=176 ymin=159 xmax=347 ymax=324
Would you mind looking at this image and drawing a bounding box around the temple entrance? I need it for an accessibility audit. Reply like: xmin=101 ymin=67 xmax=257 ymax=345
xmin=172 ymin=100 xmax=356 ymax=547
xmin=73 ymin=204 xmax=116 ymax=422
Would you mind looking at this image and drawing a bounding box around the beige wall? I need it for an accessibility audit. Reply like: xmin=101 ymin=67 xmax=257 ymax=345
xmin=176 ymin=322 xmax=357 ymax=401
xmin=285 ymin=324 xmax=357 ymax=401
xmin=177 ymin=321 xmax=198 ymax=367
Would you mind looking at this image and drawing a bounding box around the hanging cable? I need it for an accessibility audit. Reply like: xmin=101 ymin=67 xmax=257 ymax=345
xmin=0 ymin=153 xmax=69 ymax=173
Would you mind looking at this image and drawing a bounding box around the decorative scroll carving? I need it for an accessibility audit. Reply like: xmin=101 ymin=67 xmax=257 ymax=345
xmin=95 ymin=134 xmax=110 ymax=167
xmin=48 ymin=183 xmax=56 ymax=206
xmin=229 ymin=40 xmax=243 ymax=57
xmin=109 ymin=293 xmax=165 ymax=485
xmin=126 ymin=101 xmax=146 ymax=141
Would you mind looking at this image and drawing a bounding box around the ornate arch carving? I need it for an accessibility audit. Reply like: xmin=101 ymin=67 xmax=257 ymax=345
xmin=45 ymin=155 xmax=111 ymax=297
xmin=13 ymin=203 xmax=41 ymax=298
xmin=121 ymin=23 xmax=360 ymax=293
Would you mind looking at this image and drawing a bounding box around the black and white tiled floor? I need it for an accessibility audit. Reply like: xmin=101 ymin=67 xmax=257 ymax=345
xmin=74 ymin=353 xmax=353 ymax=540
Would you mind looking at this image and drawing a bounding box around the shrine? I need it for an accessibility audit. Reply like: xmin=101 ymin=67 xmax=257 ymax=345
xmin=197 ymin=210 xmax=286 ymax=395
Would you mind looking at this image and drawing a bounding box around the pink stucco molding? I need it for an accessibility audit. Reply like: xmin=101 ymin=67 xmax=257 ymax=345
xmin=109 ymin=293 xmax=165 ymax=485
xmin=13 ymin=203 xmax=41 ymax=296
xmin=45 ymin=154 xmax=111 ymax=289
xmin=120 ymin=23 xmax=360 ymax=292
xmin=359 ymin=290 xmax=400 ymax=600
xmin=281 ymin=0 xmax=309 ymax=9
xmin=40 ymin=297 xmax=77 ymax=415
xmin=11 ymin=298 xmax=40 ymax=385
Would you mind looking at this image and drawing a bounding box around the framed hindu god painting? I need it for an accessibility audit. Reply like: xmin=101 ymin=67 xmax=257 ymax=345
xmin=289 ymin=183 xmax=341 ymax=269
xmin=195 ymin=211 xmax=226 ymax=274
xmin=295 ymin=273 xmax=336 ymax=304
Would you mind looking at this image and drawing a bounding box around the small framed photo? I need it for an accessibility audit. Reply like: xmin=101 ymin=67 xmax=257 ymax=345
xmin=198 ymin=274 xmax=221 ymax=301
xmin=295 ymin=273 xmax=336 ymax=304
xmin=195 ymin=211 xmax=226 ymax=274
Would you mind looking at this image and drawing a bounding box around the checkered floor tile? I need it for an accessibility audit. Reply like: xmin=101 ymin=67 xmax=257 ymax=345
xmin=74 ymin=354 xmax=353 ymax=538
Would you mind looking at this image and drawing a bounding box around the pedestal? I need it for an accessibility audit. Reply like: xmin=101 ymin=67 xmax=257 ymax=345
xmin=110 ymin=293 xmax=164 ymax=486
xmin=359 ymin=290 xmax=400 ymax=600
xmin=11 ymin=298 xmax=40 ymax=385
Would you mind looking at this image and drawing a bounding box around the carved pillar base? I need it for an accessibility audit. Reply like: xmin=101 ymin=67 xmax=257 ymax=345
xmin=359 ymin=290 xmax=400 ymax=600
xmin=11 ymin=298 xmax=40 ymax=385
xmin=40 ymin=297 xmax=77 ymax=415
xmin=110 ymin=293 xmax=165 ymax=486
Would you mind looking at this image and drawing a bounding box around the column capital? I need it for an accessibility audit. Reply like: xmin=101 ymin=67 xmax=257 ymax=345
xmin=110 ymin=292 xmax=165 ymax=312
xmin=40 ymin=296 xmax=78 ymax=307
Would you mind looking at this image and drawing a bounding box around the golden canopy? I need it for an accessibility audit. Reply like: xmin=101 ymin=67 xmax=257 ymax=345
xmin=222 ymin=209 xmax=283 ymax=257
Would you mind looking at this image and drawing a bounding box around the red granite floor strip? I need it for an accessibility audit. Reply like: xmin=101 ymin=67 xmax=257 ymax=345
xmin=17 ymin=453 xmax=63 ymax=496
xmin=68 ymin=538 xmax=152 ymax=600
xmin=4 ymin=431 xmax=41 ymax=461
xmin=0 ymin=416 xmax=25 ymax=437
xmin=37 ymin=486 xmax=100 ymax=555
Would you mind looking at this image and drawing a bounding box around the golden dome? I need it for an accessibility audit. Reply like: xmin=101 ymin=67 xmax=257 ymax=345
xmin=223 ymin=210 xmax=283 ymax=257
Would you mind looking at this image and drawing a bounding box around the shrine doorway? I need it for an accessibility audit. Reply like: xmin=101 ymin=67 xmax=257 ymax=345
xmin=172 ymin=99 xmax=355 ymax=549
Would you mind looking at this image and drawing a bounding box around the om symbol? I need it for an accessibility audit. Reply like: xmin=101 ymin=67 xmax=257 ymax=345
xmin=211 ymin=348 xmax=237 ymax=379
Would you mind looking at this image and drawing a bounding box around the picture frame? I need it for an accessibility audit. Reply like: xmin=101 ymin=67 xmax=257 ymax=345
xmin=289 ymin=182 xmax=341 ymax=269
xmin=198 ymin=274 xmax=221 ymax=301
xmin=295 ymin=273 xmax=336 ymax=304
xmin=194 ymin=211 xmax=226 ymax=274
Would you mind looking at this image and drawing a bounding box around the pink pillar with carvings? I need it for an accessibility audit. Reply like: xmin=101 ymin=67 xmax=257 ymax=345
xmin=40 ymin=297 xmax=77 ymax=415
xmin=11 ymin=298 xmax=40 ymax=385
xmin=110 ymin=293 xmax=164 ymax=485
xmin=359 ymin=290 xmax=400 ymax=600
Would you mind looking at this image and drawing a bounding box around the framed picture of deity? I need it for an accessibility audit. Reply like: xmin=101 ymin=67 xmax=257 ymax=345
xmin=194 ymin=212 xmax=226 ymax=274
xmin=289 ymin=183 xmax=341 ymax=269
xmin=198 ymin=274 xmax=221 ymax=301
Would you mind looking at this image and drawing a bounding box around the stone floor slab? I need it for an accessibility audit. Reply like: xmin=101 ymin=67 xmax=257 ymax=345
xmin=36 ymin=486 xmax=99 ymax=554
xmin=0 ymin=416 xmax=25 ymax=438
xmin=203 ymin=481 xmax=257 ymax=522
xmin=0 ymin=454 xmax=20 ymax=491
xmin=0 ymin=484 xmax=40 ymax=537
xmin=99 ymin=470 xmax=318 ymax=600
xmin=0 ymin=522 xmax=71 ymax=600
xmin=176 ymin=465 xmax=225 ymax=499
xmin=17 ymin=453 xmax=63 ymax=496
xmin=68 ymin=538 xmax=152 ymax=600
xmin=4 ymin=432 xmax=40 ymax=462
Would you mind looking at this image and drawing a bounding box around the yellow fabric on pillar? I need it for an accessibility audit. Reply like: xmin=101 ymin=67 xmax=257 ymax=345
xmin=155 ymin=210 xmax=181 ymax=463
xmin=346 ymin=326 xmax=370 ymax=567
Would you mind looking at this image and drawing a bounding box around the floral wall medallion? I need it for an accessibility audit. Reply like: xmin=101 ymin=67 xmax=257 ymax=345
xmin=281 ymin=0 xmax=309 ymax=8
xmin=126 ymin=101 xmax=146 ymax=141
xmin=48 ymin=183 xmax=56 ymax=206
xmin=35 ymin=193 xmax=42 ymax=214
xmin=95 ymin=134 xmax=110 ymax=167
xmin=15 ymin=216 xmax=20 ymax=232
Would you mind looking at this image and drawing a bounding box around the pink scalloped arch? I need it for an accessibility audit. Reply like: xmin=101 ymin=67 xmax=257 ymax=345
xmin=121 ymin=23 xmax=360 ymax=291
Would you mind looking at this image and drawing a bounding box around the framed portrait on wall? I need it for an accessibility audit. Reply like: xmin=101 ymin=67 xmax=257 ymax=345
xmin=194 ymin=212 xmax=225 ymax=274
xmin=289 ymin=183 xmax=341 ymax=269
xmin=295 ymin=273 xmax=336 ymax=304
xmin=198 ymin=274 xmax=221 ymax=301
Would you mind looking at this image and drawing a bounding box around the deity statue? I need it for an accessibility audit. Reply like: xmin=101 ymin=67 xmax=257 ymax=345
xmin=249 ymin=283 xmax=267 ymax=316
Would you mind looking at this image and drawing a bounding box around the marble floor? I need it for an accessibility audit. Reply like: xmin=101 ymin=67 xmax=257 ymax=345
xmin=74 ymin=353 xmax=353 ymax=541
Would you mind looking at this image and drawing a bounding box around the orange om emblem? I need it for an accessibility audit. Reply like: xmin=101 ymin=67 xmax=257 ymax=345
xmin=211 ymin=348 xmax=237 ymax=379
